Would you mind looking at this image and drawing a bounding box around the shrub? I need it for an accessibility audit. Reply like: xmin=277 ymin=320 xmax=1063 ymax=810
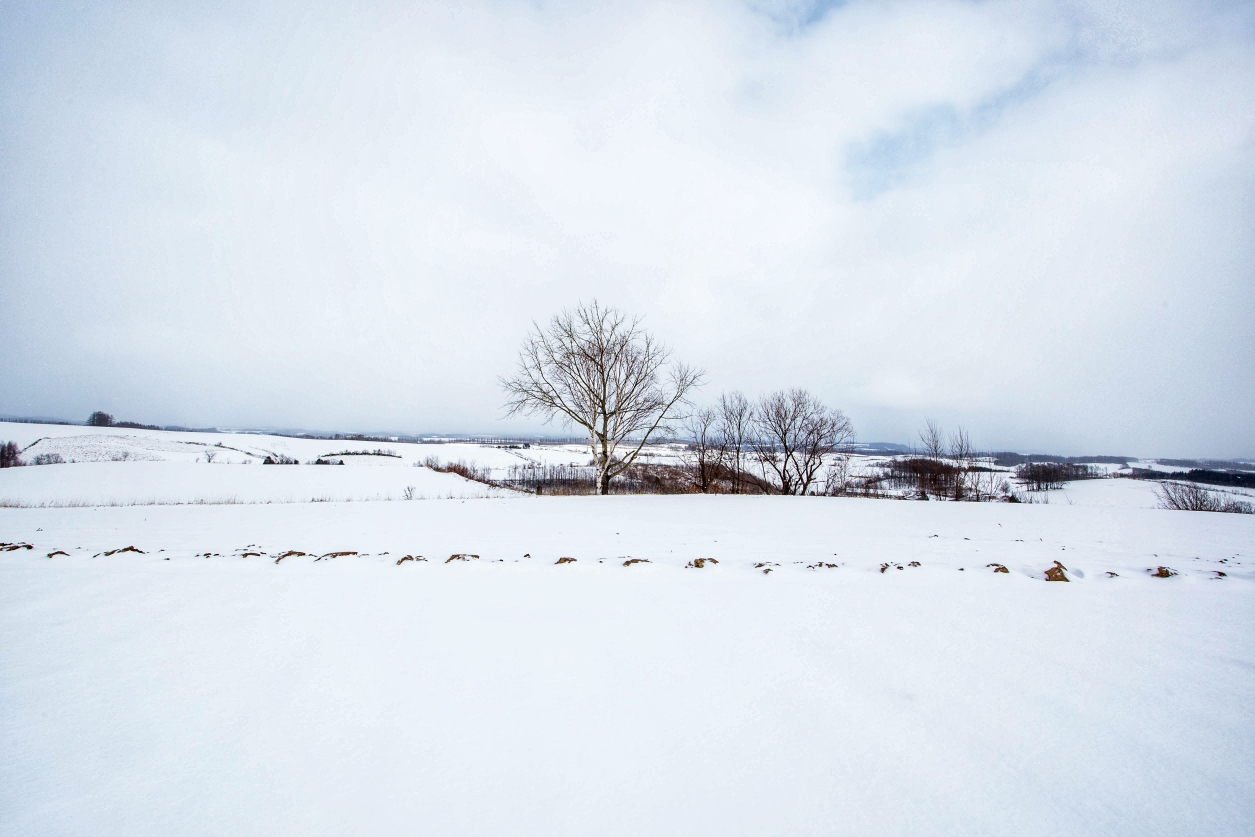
xmin=1156 ymin=482 xmax=1253 ymax=514
xmin=425 ymin=457 xmax=495 ymax=486
xmin=262 ymin=454 xmax=299 ymax=465
xmin=31 ymin=452 xmax=65 ymax=465
xmin=0 ymin=441 xmax=22 ymax=468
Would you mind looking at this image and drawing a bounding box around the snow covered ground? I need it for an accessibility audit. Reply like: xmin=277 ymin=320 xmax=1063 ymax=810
xmin=1 ymin=423 xmax=1253 ymax=835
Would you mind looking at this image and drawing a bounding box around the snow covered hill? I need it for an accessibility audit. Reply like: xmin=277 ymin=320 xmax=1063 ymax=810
xmin=1 ymin=493 xmax=1253 ymax=836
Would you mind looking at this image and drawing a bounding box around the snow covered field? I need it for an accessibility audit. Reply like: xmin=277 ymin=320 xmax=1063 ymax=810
xmin=2 ymin=424 xmax=1254 ymax=835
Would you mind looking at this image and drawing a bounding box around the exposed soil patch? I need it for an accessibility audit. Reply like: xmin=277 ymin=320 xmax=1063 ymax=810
xmin=1044 ymin=561 xmax=1068 ymax=582
xmin=273 ymin=550 xmax=306 ymax=564
xmin=46 ymin=550 xmax=68 ymax=558
xmin=686 ymin=557 xmax=719 ymax=569
xmin=1149 ymin=566 xmax=1178 ymax=578
xmin=396 ymin=554 xmax=426 ymax=565
xmin=555 ymin=556 xmax=577 ymax=565
xmin=1 ymin=542 xmax=34 ymax=552
xmin=987 ymin=563 xmax=1010 ymax=574
xmin=99 ymin=546 xmax=145 ymax=556
xmin=447 ymin=553 xmax=480 ymax=563
xmin=623 ymin=558 xmax=651 ymax=567
xmin=316 ymin=551 xmax=358 ymax=561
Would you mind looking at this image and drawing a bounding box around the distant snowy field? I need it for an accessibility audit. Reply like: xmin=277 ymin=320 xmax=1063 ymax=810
xmin=1 ymin=424 xmax=1253 ymax=835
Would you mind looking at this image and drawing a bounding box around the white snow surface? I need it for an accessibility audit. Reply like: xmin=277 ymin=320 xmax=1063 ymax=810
xmin=0 ymin=461 xmax=508 ymax=504
xmin=2 ymin=492 xmax=1253 ymax=836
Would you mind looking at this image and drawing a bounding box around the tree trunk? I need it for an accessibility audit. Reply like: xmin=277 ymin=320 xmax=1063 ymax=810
xmin=593 ymin=432 xmax=611 ymax=495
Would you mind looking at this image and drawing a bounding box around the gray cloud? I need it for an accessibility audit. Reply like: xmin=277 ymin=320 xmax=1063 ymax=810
xmin=2 ymin=0 xmax=1252 ymax=456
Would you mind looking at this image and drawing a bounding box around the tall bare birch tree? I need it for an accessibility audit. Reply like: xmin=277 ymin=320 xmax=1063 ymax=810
xmin=500 ymin=301 xmax=703 ymax=495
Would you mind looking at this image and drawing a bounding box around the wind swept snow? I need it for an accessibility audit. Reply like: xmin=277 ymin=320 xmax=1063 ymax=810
xmin=1 ymin=493 xmax=1253 ymax=836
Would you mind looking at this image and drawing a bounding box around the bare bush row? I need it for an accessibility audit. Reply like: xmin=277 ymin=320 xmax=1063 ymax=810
xmin=1156 ymin=482 xmax=1253 ymax=514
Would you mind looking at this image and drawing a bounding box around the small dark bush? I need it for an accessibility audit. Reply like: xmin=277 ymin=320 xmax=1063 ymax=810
xmin=262 ymin=454 xmax=299 ymax=465
xmin=31 ymin=452 xmax=65 ymax=465
xmin=324 ymin=448 xmax=400 ymax=458
xmin=0 ymin=441 xmax=22 ymax=468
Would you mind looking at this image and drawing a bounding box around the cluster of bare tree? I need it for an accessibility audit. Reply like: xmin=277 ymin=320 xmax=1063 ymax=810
xmin=685 ymin=389 xmax=854 ymax=495
xmin=878 ymin=419 xmax=1005 ymax=501
xmin=1015 ymin=462 xmax=1100 ymax=491
xmin=500 ymin=301 xmax=856 ymax=496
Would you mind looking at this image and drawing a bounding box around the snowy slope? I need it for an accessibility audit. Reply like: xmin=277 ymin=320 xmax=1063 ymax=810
xmin=1 ymin=496 xmax=1253 ymax=836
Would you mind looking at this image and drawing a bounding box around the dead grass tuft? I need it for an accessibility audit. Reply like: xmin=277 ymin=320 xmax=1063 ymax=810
xmin=555 ymin=556 xmax=577 ymax=564
xmin=687 ymin=558 xmax=719 ymax=568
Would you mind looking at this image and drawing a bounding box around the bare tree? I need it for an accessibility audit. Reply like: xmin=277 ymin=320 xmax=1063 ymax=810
xmin=717 ymin=391 xmax=753 ymax=493
xmin=824 ymin=452 xmax=852 ymax=496
xmin=919 ymin=418 xmax=944 ymax=460
xmin=751 ymin=389 xmax=854 ymax=495
xmin=948 ymin=426 xmax=972 ymax=500
xmin=685 ymin=406 xmax=723 ymax=493
xmin=500 ymin=301 xmax=703 ymax=495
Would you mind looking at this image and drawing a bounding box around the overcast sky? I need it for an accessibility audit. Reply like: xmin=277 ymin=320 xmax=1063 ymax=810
xmin=1 ymin=0 xmax=1252 ymax=456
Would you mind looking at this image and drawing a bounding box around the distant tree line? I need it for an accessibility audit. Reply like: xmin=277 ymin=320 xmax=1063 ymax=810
xmin=990 ymin=452 xmax=1131 ymax=467
xmin=1130 ymin=468 xmax=1255 ymax=489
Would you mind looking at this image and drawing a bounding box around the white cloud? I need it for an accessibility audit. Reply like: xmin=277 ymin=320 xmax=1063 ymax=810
xmin=1 ymin=0 xmax=1252 ymax=455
